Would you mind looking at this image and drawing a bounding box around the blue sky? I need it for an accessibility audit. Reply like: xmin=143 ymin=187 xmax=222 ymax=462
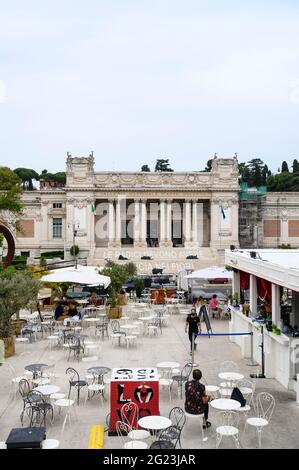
xmin=0 ymin=0 xmax=299 ymax=173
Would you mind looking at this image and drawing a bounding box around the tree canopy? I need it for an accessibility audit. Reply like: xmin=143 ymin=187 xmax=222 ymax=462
xmin=141 ymin=165 xmax=150 ymax=172
xmin=14 ymin=168 xmax=40 ymax=190
xmin=40 ymin=170 xmax=66 ymax=184
xmin=0 ymin=167 xmax=23 ymax=226
xmin=155 ymin=159 xmax=173 ymax=172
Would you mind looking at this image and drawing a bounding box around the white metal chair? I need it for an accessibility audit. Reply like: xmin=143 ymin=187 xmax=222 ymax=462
xmin=116 ymin=420 xmax=148 ymax=449
xmin=245 ymin=392 xmax=275 ymax=448
xmin=184 ymin=411 xmax=208 ymax=442
xmin=215 ymin=411 xmax=241 ymax=449
xmin=120 ymin=402 xmax=150 ymax=440
xmin=236 ymin=378 xmax=256 ymax=419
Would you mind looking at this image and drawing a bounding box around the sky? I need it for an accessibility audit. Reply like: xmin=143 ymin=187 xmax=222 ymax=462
xmin=0 ymin=0 xmax=299 ymax=173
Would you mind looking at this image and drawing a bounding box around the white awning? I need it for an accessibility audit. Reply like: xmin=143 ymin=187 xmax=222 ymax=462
xmin=184 ymin=266 xmax=233 ymax=280
xmin=41 ymin=265 xmax=111 ymax=288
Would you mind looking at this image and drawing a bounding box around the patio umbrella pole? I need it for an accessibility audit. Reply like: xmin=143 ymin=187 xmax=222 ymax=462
xmin=187 ymin=333 xmax=198 ymax=368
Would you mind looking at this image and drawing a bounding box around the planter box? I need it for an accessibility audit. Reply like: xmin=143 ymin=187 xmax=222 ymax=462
xmin=108 ymin=307 xmax=122 ymax=319
xmin=3 ymin=336 xmax=15 ymax=358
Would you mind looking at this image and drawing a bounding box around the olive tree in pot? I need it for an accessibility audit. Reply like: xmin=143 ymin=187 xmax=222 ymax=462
xmin=101 ymin=262 xmax=134 ymax=318
xmin=0 ymin=270 xmax=41 ymax=357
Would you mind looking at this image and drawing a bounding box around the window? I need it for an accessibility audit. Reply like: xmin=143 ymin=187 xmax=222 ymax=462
xmin=53 ymin=203 xmax=63 ymax=209
xmin=53 ymin=218 xmax=62 ymax=238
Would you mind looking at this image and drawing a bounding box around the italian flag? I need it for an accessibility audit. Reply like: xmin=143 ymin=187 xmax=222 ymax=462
xmin=91 ymin=203 xmax=96 ymax=221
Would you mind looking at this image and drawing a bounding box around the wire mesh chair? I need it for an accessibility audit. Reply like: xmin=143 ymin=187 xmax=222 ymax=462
xmin=149 ymin=426 xmax=179 ymax=449
xmin=120 ymin=402 xmax=150 ymax=440
xmin=172 ymin=363 xmax=193 ymax=399
xmin=163 ymin=407 xmax=186 ymax=449
xmin=66 ymin=367 xmax=88 ymax=405
xmin=19 ymin=378 xmax=33 ymax=424
xmin=26 ymin=390 xmax=54 ymax=430
xmin=215 ymin=411 xmax=241 ymax=449
xmin=245 ymin=392 xmax=275 ymax=448
xmin=116 ymin=420 xmax=148 ymax=449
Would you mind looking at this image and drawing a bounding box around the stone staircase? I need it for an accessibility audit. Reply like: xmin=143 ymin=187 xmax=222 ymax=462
xmin=91 ymin=246 xmax=220 ymax=274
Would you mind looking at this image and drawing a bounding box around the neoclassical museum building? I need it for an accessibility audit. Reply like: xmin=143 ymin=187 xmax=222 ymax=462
xmin=15 ymin=154 xmax=240 ymax=273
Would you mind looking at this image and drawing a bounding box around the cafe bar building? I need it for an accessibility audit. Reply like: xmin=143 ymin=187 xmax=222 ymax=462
xmin=225 ymin=249 xmax=299 ymax=392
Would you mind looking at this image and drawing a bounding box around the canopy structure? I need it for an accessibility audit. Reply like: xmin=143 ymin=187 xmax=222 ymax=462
xmin=184 ymin=266 xmax=233 ymax=280
xmin=41 ymin=265 xmax=111 ymax=288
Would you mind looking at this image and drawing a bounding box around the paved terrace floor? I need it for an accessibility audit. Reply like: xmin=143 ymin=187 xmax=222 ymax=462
xmin=0 ymin=304 xmax=298 ymax=449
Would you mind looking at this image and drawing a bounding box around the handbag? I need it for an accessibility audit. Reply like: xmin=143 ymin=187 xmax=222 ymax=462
xmin=231 ymin=387 xmax=246 ymax=407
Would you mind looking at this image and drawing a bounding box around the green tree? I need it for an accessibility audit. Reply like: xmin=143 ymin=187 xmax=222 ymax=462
xmin=0 ymin=270 xmax=41 ymax=338
xmin=281 ymin=161 xmax=289 ymax=173
xmin=40 ymin=170 xmax=66 ymax=184
xmin=14 ymin=168 xmax=39 ymax=190
xmin=0 ymin=167 xmax=23 ymax=227
xmin=124 ymin=262 xmax=137 ymax=277
xmin=155 ymin=159 xmax=173 ymax=172
xmin=141 ymin=165 xmax=150 ymax=172
xmin=292 ymin=159 xmax=299 ymax=173
xmin=101 ymin=264 xmax=131 ymax=306
xmin=246 ymin=158 xmax=265 ymax=187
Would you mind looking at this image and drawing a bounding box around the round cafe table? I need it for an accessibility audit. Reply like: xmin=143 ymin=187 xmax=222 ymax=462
xmin=210 ymin=398 xmax=241 ymax=411
xmin=87 ymin=366 xmax=111 ymax=377
xmin=138 ymin=415 xmax=172 ymax=440
xmin=156 ymin=362 xmax=180 ymax=379
xmin=33 ymin=385 xmax=60 ymax=399
xmin=24 ymin=363 xmax=48 ymax=380
xmin=218 ymin=372 xmax=244 ymax=382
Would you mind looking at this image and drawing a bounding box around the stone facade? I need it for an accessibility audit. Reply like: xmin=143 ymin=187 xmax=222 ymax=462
xmin=14 ymin=154 xmax=240 ymax=273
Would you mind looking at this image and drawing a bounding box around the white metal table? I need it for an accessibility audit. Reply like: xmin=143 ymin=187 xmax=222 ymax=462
xmin=138 ymin=415 xmax=172 ymax=440
xmin=210 ymin=398 xmax=241 ymax=411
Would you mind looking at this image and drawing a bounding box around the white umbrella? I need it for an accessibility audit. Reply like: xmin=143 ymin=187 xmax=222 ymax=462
xmin=184 ymin=266 xmax=233 ymax=280
xmin=41 ymin=265 xmax=111 ymax=288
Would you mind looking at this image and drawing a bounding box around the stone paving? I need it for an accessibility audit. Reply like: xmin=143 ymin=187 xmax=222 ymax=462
xmin=0 ymin=304 xmax=298 ymax=449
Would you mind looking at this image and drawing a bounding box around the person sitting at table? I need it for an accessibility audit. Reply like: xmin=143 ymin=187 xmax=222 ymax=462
xmin=56 ymin=304 xmax=69 ymax=321
xmin=54 ymin=301 xmax=64 ymax=320
xmin=185 ymin=369 xmax=211 ymax=427
xmin=68 ymin=301 xmax=81 ymax=319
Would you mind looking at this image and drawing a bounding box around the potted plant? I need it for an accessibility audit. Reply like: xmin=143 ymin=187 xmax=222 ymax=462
xmin=102 ymin=263 xmax=133 ymax=319
xmin=134 ymin=279 xmax=145 ymax=299
xmin=0 ymin=270 xmax=41 ymax=357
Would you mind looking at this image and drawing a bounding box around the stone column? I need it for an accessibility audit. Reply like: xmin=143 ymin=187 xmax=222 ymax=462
xmin=108 ymin=199 xmax=115 ymax=244
xmin=271 ymin=283 xmax=281 ymax=326
xmin=210 ymin=198 xmax=220 ymax=248
xmin=192 ymin=199 xmax=198 ymax=243
xmin=184 ymin=199 xmax=192 ymax=246
xmin=140 ymin=200 xmax=147 ymax=246
xmin=134 ymin=199 xmax=140 ymax=246
xmin=115 ymin=198 xmax=122 ymax=246
xmin=159 ymin=199 xmax=166 ymax=246
xmin=249 ymin=274 xmax=257 ymax=315
xmin=166 ymin=199 xmax=172 ymax=244
xmin=232 ymin=270 xmax=240 ymax=300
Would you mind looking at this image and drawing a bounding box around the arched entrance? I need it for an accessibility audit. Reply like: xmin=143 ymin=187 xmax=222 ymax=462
xmin=0 ymin=223 xmax=15 ymax=267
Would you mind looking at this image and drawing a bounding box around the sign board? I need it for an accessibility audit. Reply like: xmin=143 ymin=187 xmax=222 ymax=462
xmin=110 ymin=368 xmax=159 ymax=433
xmin=200 ymin=305 xmax=213 ymax=336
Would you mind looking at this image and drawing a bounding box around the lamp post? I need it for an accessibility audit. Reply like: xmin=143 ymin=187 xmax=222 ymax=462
xmin=68 ymin=221 xmax=80 ymax=269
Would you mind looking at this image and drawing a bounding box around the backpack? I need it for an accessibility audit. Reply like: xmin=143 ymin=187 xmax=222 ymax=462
xmin=231 ymin=387 xmax=246 ymax=407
